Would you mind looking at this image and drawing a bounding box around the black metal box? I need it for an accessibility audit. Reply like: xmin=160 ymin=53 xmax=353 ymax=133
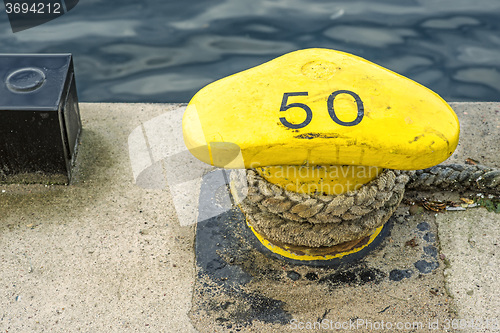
xmin=0 ymin=54 xmax=81 ymax=184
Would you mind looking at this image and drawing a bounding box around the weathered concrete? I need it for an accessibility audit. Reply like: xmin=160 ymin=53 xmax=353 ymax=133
xmin=436 ymin=102 xmax=500 ymax=333
xmin=438 ymin=209 xmax=499 ymax=325
xmin=0 ymin=102 xmax=498 ymax=332
xmin=0 ymin=103 xmax=196 ymax=332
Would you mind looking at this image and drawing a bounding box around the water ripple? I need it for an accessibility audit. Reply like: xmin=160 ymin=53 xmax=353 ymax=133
xmin=1 ymin=0 xmax=500 ymax=102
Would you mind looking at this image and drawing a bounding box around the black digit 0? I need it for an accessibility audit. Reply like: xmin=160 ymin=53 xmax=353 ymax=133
xmin=279 ymin=92 xmax=313 ymax=129
xmin=327 ymin=90 xmax=364 ymax=126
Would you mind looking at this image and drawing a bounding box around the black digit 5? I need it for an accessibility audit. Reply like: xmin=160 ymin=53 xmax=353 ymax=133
xmin=279 ymin=92 xmax=313 ymax=129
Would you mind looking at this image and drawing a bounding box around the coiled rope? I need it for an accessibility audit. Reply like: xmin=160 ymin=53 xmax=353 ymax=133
xmin=231 ymin=164 xmax=499 ymax=248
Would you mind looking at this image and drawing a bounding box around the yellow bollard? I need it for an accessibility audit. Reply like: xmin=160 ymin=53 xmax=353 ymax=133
xmin=183 ymin=48 xmax=459 ymax=262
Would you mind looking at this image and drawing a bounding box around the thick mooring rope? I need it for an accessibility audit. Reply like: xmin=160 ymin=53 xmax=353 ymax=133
xmin=231 ymin=164 xmax=499 ymax=248
xmin=408 ymin=163 xmax=500 ymax=194
xmin=233 ymin=169 xmax=409 ymax=248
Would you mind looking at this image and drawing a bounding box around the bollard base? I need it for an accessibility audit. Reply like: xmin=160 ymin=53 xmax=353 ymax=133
xmin=247 ymin=222 xmax=388 ymax=264
xmin=190 ymin=170 xmax=444 ymax=331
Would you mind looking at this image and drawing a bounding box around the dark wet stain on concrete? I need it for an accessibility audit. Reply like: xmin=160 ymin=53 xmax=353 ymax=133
xmin=286 ymin=271 xmax=301 ymax=281
xmin=423 ymin=245 xmax=438 ymax=258
xmin=417 ymin=221 xmax=430 ymax=231
xmin=389 ymin=269 xmax=413 ymax=281
xmin=319 ymin=266 xmax=386 ymax=288
xmin=305 ymin=272 xmax=319 ymax=281
xmin=423 ymin=232 xmax=436 ymax=243
xmin=414 ymin=260 xmax=440 ymax=274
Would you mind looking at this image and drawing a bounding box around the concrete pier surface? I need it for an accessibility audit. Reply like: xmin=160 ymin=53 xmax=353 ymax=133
xmin=0 ymin=102 xmax=498 ymax=332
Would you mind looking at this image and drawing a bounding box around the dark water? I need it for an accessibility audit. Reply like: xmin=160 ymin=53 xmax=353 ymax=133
xmin=2 ymin=0 xmax=500 ymax=103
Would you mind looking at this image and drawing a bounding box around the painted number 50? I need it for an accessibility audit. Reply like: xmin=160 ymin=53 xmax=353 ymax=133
xmin=279 ymin=90 xmax=364 ymax=129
